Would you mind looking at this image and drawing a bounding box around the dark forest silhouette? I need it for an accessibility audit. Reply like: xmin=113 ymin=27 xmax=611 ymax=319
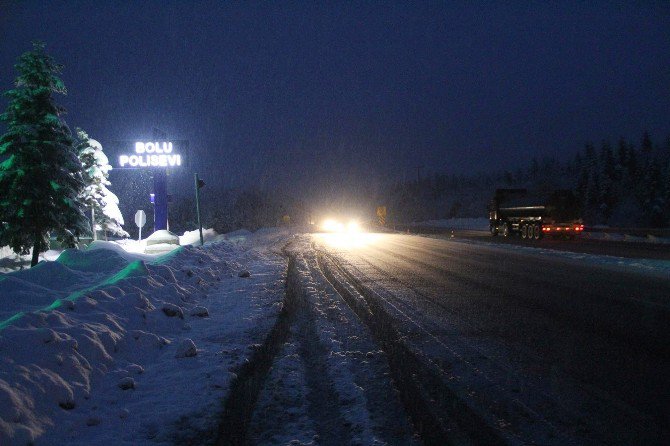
xmin=163 ymin=133 xmax=670 ymax=235
xmin=382 ymin=132 xmax=670 ymax=228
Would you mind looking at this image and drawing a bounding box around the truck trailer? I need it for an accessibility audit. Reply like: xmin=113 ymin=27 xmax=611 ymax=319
xmin=488 ymin=189 xmax=583 ymax=239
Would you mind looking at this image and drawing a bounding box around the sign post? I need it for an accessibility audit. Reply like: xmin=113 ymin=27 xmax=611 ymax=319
xmin=153 ymin=169 xmax=168 ymax=231
xmin=135 ymin=210 xmax=147 ymax=241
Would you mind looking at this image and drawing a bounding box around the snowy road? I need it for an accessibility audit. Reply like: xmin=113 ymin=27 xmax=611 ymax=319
xmin=3 ymin=230 xmax=668 ymax=445
xmin=312 ymin=232 xmax=670 ymax=445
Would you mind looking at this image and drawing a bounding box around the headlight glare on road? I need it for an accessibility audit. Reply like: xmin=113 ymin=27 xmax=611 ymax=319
xmin=321 ymin=219 xmax=344 ymax=233
xmin=346 ymin=220 xmax=361 ymax=233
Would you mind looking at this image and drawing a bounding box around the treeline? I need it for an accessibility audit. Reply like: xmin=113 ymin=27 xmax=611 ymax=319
xmin=382 ymin=133 xmax=670 ymax=227
xmin=166 ymin=188 xmax=306 ymax=237
xmin=574 ymin=133 xmax=670 ymax=226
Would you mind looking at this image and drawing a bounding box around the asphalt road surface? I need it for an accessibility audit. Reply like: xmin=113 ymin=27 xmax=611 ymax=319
xmin=406 ymin=227 xmax=670 ymax=260
xmin=314 ymin=232 xmax=670 ymax=445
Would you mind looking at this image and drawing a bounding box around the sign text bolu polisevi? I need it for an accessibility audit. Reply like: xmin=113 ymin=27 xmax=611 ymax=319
xmin=118 ymin=142 xmax=182 ymax=168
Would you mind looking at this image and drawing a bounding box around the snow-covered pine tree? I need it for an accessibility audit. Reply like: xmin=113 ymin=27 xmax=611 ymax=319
xmin=0 ymin=42 xmax=89 ymax=266
xmin=75 ymin=129 xmax=129 ymax=239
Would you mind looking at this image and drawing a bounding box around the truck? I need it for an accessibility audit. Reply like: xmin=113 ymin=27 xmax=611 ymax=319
xmin=488 ymin=189 xmax=584 ymax=239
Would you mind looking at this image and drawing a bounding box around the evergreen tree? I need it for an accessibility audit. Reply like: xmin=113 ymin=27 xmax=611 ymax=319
xmin=576 ymin=143 xmax=596 ymax=210
xmin=627 ymin=141 xmax=638 ymax=179
xmin=641 ymin=131 xmax=653 ymax=154
xmin=75 ymin=129 xmax=129 ymax=239
xmin=663 ymin=157 xmax=670 ymax=225
xmin=0 ymin=42 xmax=88 ymax=266
xmin=598 ymin=140 xmax=616 ymax=218
xmin=616 ymin=137 xmax=628 ymax=176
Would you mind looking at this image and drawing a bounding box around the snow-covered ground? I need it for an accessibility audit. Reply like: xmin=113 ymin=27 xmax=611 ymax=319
xmin=248 ymin=238 xmax=417 ymax=445
xmin=0 ymin=246 xmax=62 ymax=274
xmin=3 ymin=223 xmax=667 ymax=445
xmin=0 ymin=228 xmax=290 ymax=445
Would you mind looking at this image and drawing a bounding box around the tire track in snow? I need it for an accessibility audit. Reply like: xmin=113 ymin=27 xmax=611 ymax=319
xmin=217 ymin=252 xmax=352 ymax=446
xmin=316 ymin=249 xmax=507 ymax=446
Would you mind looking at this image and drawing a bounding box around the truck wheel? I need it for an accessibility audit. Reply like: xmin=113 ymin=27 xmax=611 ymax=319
xmin=490 ymin=225 xmax=498 ymax=236
xmin=521 ymin=224 xmax=528 ymax=239
xmin=533 ymin=224 xmax=542 ymax=240
xmin=502 ymin=223 xmax=510 ymax=237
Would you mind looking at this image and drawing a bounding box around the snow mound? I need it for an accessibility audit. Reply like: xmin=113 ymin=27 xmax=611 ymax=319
xmin=226 ymin=229 xmax=252 ymax=238
xmin=0 ymin=276 xmax=63 ymax=317
xmin=179 ymin=228 xmax=218 ymax=246
xmin=59 ymin=245 xmax=139 ymax=272
xmin=84 ymin=241 xmax=156 ymax=263
xmin=145 ymin=230 xmax=180 ymax=246
xmin=0 ymin=232 xmax=288 ymax=445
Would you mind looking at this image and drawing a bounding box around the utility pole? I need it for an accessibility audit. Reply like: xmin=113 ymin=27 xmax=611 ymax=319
xmin=194 ymin=173 xmax=205 ymax=246
xmin=152 ymin=127 xmax=168 ymax=231
xmin=415 ymin=165 xmax=424 ymax=184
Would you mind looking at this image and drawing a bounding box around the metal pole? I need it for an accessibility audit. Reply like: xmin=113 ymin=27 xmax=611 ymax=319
xmin=194 ymin=173 xmax=204 ymax=246
xmin=416 ymin=165 xmax=424 ymax=183
xmin=152 ymin=128 xmax=169 ymax=232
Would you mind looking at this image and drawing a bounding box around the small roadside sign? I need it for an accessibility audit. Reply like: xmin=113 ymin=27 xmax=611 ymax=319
xmin=376 ymin=206 xmax=387 ymax=226
xmin=135 ymin=210 xmax=147 ymax=241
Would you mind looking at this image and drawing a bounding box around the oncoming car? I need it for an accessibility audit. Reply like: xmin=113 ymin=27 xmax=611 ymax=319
xmin=319 ymin=218 xmax=362 ymax=233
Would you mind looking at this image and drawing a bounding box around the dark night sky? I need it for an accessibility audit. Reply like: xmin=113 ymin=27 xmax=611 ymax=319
xmin=1 ymin=1 xmax=669 ymax=192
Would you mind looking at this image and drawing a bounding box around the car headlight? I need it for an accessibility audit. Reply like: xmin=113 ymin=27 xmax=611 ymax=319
xmin=321 ymin=219 xmax=344 ymax=232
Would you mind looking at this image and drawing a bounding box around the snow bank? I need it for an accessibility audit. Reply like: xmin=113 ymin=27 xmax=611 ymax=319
xmin=178 ymin=228 xmax=218 ymax=246
xmin=84 ymin=240 xmax=157 ymax=263
xmin=0 ymin=229 xmax=290 ymax=445
xmin=0 ymin=243 xmax=172 ymax=322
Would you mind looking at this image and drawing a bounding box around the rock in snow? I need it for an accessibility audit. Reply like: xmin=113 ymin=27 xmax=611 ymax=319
xmin=190 ymin=306 xmax=209 ymax=317
xmin=162 ymin=303 xmax=184 ymax=319
xmin=86 ymin=417 xmax=102 ymax=427
xmin=238 ymin=270 xmax=251 ymax=278
xmin=126 ymin=364 xmax=144 ymax=375
xmin=175 ymin=339 xmax=198 ymax=358
xmin=118 ymin=377 xmax=135 ymax=390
